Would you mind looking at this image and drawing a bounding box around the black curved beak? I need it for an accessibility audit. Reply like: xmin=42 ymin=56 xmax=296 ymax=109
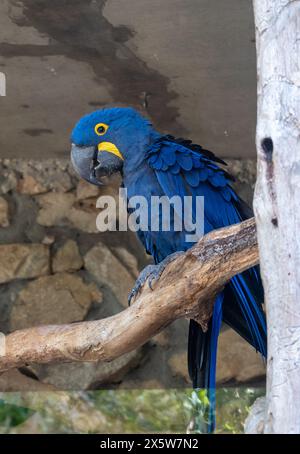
xmin=71 ymin=144 xmax=123 ymax=186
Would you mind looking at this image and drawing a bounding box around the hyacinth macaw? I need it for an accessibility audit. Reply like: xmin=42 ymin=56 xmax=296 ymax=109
xmin=70 ymin=107 xmax=267 ymax=432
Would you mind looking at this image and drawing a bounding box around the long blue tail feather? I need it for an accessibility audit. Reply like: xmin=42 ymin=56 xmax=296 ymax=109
xmin=188 ymin=269 xmax=267 ymax=433
xmin=207 ymin=292 xmax=223 ymax=432
xmin=231 ymin=274 xmax=267 ymax=357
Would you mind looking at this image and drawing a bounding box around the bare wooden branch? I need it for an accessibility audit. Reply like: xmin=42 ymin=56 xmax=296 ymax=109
xmin=0 ymin=218 xmax=258 ymax=372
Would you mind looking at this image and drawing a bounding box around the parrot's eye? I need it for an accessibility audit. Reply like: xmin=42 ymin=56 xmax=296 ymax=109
xmin=95 ymin=123 xmax=109 ymax=136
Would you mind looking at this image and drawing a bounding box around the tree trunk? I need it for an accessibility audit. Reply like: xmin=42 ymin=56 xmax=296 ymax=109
xmin=253 ymin=0 xmax=300 ymax=434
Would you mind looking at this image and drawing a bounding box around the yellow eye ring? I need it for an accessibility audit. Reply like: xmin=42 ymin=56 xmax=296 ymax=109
xmin=95 ymin=123 xmax=109 ymax=136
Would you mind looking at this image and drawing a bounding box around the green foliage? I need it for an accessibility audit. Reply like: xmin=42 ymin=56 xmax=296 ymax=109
xmin=92 ymin=390 xmax=191 ymax=433
xmin=91 ymin=387 xmax=265 ymax=434
xmin=0 ymin=388 xmax=265 ymax=434
xmin=184 ymin=389 xmax=210 ymax=433
xmin=216 ymin=387 xmax=264 ymax=434
xmin=0 ymin=399 xmax=34 ymax=428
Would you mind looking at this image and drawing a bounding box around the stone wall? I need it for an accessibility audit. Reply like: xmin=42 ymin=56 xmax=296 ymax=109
xmin=0 ymin=158 xmax=265 ymax=391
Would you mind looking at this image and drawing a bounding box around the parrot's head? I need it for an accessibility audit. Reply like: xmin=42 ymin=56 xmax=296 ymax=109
xmin=71 ymin=107 xmax=157 ymax=185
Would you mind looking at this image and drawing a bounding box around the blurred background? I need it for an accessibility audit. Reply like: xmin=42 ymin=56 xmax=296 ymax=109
xmin=0 ymin=0 xmax=264 ymax=433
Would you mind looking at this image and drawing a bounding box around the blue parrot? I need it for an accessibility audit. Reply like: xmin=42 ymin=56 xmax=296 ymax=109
xmin=70 ymin=107 xmax=267 ymax=432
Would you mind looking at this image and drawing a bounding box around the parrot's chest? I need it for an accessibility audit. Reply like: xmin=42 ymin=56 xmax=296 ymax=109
xmin=123 ymin=170 xmax=193 ymax=262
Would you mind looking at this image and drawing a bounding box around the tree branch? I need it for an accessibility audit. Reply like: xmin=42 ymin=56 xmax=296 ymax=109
xmin=0 ymin=218 xmax=258 ymax=372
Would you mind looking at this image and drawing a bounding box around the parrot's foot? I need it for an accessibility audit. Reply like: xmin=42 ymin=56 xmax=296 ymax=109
xmin=128 ymin=251 xmax=184 ymax=305
xmin=128 ymin=264 xmax=158 ymax=305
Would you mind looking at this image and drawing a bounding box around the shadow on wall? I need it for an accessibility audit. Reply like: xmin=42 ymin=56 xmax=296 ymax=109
xmin=0 ymin=0 xmax=257 ymax=159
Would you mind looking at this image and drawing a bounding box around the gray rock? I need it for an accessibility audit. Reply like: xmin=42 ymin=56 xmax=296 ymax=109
xmin=10 ymin=272 xmax=102 ymax=330
xmin=76 ymin=179 xmax=100 ymax=200
xmin=168 ymin=352 xmax=189 ymax=383
xmin=0 ymin=196 xmax=9 ymax=227
xmin=0 ymin=168 xmax=17 ymax=194
xmin=36 ymin=192 xmax=75 ymax=227
xmin=217 ymin=328 xmax=265 ymax=384
xmin=168 ymin=328 xmax=266 ymax=386
xmin=226 ymin=158 xmax=256 ymax=205
xmin=111 ymin=246 xmax=139 ymax=278
xmin=5 ymin=159 xmax=74 ymax=193
xmin=227 ymin=158 xmax=257 ymax=187
xmin=42 ymin=235 xmax=56 ymax=245
xmin=30 ymin=349 xmax=143 ymax=390
xmin=84 ymin=243 xmax=136 ymax=308
xmin=0 ymin=369 xmax=56 ymax=392
xmin=17 ymin=174 xmax=47 ymax=195
xmin=36 ymin=191 xmax=102 ymax=233
xmin=67 ymin=198 xmax=99 ymax=233
xmin=0 ymin=243 xmax=50 ymax=284
xmin=52 ymin=239 xmax=83 ymax=273
xmin=70 ymin=185 xmax=121 ymax=233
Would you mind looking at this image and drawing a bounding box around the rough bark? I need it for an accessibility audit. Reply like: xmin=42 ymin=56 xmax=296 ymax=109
xmin=0 ymin=218 xmax=258 ymax=372
xmin=244 ymin=397 xmax=266 ymax=434
xmin=253 ymin=0 xmax=300 ymax=434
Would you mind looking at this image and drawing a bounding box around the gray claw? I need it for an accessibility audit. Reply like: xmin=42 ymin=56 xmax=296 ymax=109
xmin=128 ymin=288 xmax=136 ymax=306
xmin=128 ymin=264 xmax=158 ymax=305
xmin=148 ymin=270 xmax=161 ymax=290
xmin=128 ymin=252 xmax=185 ymax=306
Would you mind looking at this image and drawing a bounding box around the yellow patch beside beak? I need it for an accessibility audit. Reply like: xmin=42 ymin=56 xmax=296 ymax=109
xmin=98 ymin=142 xmax=124 ymax=160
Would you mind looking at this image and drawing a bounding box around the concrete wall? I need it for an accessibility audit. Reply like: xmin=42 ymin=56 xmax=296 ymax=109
xmin=0 ymin=0 xmax=257 ymax=159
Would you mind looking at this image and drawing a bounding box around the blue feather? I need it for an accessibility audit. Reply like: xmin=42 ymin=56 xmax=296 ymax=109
xmin=184 ymin=168 xmax=200 ymax=187
xmin=176 ymin=152 xmax=193 ymax=171
xmin=221 ymin=186 xmax=232 ymax=202
xmin=163 ymin=148 xmax=177 ymax=166
xmin=198 ymin=168 xmax=208 ymax=182
xmin=207 ymin=292 xmax=224 ymax=432
xmin=231 ymin=275 xmax=267 ymax=357
xmin=170 ymin=162 xmax=181 ymax=174
xmin=210 ymin=173 xmax=228 ymax=188
xmin=192 ymin=157 xmax=204 ymax=169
